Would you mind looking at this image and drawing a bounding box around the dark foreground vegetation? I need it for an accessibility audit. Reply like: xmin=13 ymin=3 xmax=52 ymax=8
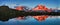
xmin=0 ymin=6 xmax=60 ymax=21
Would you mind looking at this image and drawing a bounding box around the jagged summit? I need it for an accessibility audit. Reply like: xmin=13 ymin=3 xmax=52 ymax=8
xmin=0 ymin=5 xmax=60 ymax=22
xmin=32 ymin=4 xmax=51 ymax=12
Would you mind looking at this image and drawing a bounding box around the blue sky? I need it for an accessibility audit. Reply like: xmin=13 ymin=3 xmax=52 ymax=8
xmin=0 ymin=0 xmax=59 ymax=9
xmin=58 ymin=0 xmax=60 ymax=8
xmin=0 ymin=0 xmax=60 ymax=25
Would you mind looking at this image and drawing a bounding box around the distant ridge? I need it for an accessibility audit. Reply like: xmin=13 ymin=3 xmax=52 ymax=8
xmin=0 ymin=5 xmax=60 ymax=21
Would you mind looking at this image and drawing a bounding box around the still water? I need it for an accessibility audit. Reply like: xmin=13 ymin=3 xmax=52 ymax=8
xmin=0 ymin=16 xmax=60 ymax=25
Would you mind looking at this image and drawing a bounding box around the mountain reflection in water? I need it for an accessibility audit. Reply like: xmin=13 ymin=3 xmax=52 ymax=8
xmin=33 ymin=15 xmax=48 ymax=21
xmin=0 ymin=15 xmax=60 ymax=25
xmin=15 ymin=15 xmax=48 ymax=21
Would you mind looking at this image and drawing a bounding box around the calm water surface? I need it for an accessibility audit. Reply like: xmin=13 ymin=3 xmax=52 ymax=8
xmin=0 ymin=16 xmax=60 ymax=25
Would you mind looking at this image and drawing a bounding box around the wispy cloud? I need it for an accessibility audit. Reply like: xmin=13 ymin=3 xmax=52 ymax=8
xmin=5 ymin=4 xmax=20 ymax=9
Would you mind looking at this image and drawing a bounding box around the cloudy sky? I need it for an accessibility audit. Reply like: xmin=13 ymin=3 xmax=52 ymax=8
xmin=0 ymin=0 xmax=59 ymax=9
